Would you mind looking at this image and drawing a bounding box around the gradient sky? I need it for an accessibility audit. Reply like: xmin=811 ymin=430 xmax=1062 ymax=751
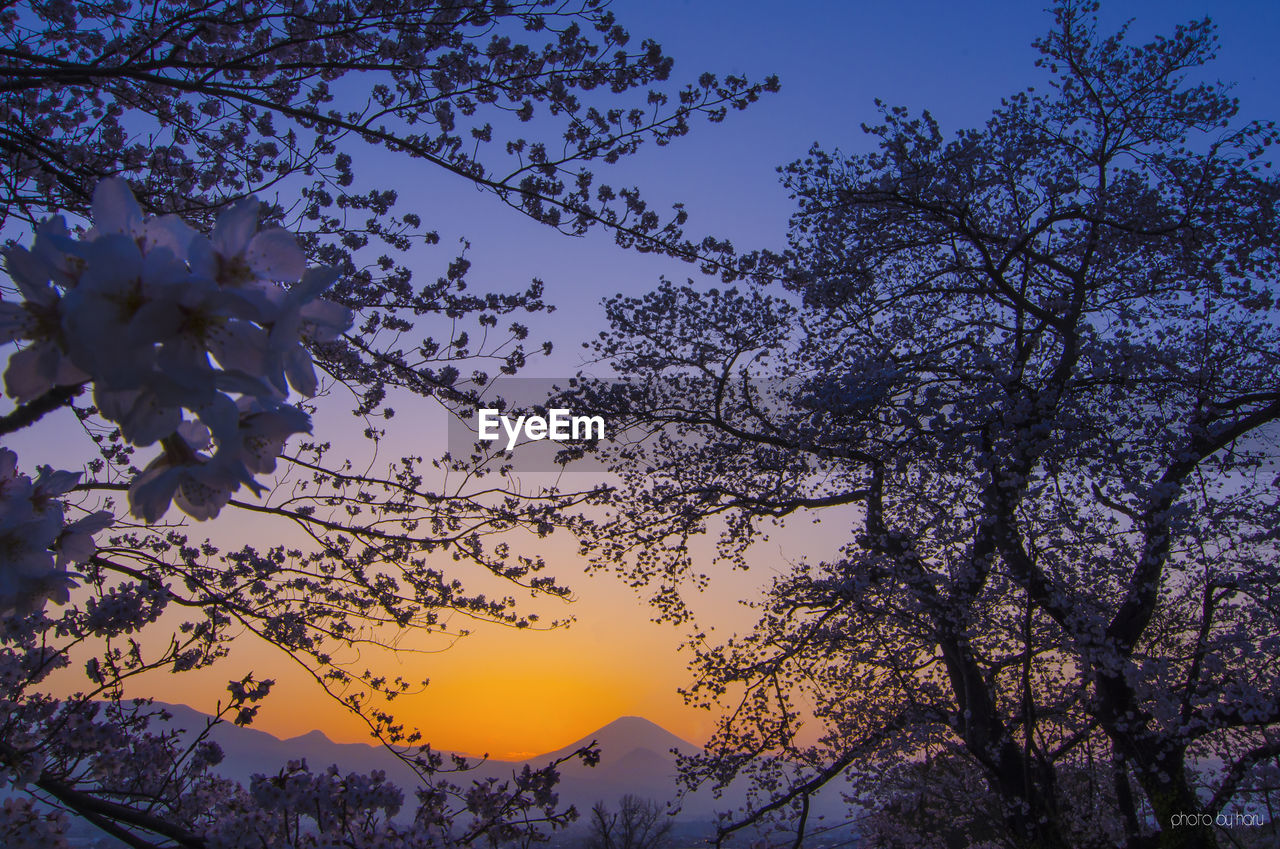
xmin=33 ymin=0 xmax=1280 ymax=760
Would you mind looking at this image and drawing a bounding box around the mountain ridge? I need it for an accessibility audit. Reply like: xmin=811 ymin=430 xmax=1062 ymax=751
xmin=143 ymin=701 xmax=849 ymax=824
xmin=536 ymin=714 xmax=696 ymax=764
xmin=151 ymin=701 xmax=692 ymax=766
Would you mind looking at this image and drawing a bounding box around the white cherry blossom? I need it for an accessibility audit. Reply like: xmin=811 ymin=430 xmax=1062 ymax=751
xmin=0 ymin=449 xmax=111 ymax=615
xmin=2 ymin=177 xmax=353 ymax=522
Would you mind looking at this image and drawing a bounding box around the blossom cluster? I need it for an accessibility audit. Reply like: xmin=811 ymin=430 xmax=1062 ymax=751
xmin=0 ymin=448 xmax=111 ymax=615
xmin=0 ymin=798 xmax=70 ymax=849
xmin=0 ymin=178 xmax=352 ymax=524
xmin=0 ymin=178 xmax=352 ymax=614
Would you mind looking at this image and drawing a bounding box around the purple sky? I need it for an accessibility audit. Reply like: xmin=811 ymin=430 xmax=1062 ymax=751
xmin=401 ymin=0 xmax=1280 ymax=380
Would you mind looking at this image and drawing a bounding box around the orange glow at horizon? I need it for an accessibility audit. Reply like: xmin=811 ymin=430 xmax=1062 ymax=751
xmin=114 ymin=561 xmax=735 ymax=760
xmin=25 ymin=387 xmax=840 ymax=762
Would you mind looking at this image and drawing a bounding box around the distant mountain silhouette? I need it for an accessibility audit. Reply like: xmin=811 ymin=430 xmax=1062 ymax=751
xmin=148 ymin=703 xmax=850 ymax=825
xmin=530 ymin=716 xmax=698 ymax=816
xmin=153 ymin=702 xmax=425 ymax=789
xmin=539 ymin=715 xmax=695 ymax=762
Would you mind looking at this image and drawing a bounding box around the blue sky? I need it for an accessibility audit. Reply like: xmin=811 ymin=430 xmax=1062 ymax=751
xmin=402 ymin=0 xmax=1280 ymax=379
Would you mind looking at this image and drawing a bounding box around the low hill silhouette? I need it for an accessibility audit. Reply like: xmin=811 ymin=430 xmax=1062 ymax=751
xmin=149 ymin=702 xmax=851 ymax=825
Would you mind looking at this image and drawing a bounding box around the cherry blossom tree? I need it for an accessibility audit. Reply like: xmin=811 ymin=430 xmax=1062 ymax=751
xmin=1 ymin=0 xmax=775 ymax=415
xmin=0 ymin=1 xmax=775 ymax=846
xmin=573 ymin=3 xmax=1280 ymax=848
xmin=0 ymin=173 xmax=598 ymax=849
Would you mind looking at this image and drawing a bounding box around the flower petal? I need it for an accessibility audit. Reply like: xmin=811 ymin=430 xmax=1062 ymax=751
xmin=34 ymin=467 xmax=81 ymax=498
xmin=212 ymin=199 xmax=260 ymax=257
xmin=246 ymin=228 xmax=305 ymax=282
xmin=5 ymin=343 xmax=57 ymax=402
xmin=4 ymin=245 xmax=55 ymax=305
xmin=0 ymin=302 xmax=32 ymax=343
xmin=300 ymin=298 xmax=354 ymax=343
xmin=283 ymin=344 xmax=318 ymax=397
xmin=91 ymin=177 xmax=145 ymax=237
xmin=128 ymin=462 xmax=182 ymax=523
